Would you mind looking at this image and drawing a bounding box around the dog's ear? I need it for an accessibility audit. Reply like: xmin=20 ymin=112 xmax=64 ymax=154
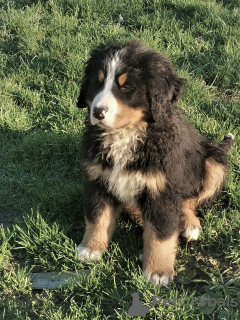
xmin=147 ymin=57 xmax=185 ymax=122
xmin=77 ymin=76 xmax=88 ymax=108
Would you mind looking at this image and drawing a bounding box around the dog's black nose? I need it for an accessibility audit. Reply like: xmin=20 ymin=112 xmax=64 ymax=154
xmin=93 ymin=107 xmax=108 ymax=120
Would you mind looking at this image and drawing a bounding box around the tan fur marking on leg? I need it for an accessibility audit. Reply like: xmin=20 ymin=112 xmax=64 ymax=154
xmin=181 ymin=198 xmax=201 ymax=230
xmin=143 ymin=221 xmax=178 ymax=281
xmin=198 ymin=158 xmax=227 ymax=204
xmin=81 ymin=204 xmax=120 ymax=252
xmin=181 ymin=198 xmax=201 ymax=241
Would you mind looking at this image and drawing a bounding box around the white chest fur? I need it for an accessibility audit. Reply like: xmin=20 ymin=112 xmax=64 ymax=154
xmin=85 ymin=124 xmax=166 ymax=205
xmin=102 ymin=125 xmax=146 ymax=205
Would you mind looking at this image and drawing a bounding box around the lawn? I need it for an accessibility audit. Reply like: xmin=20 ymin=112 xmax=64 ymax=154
xmin=0 ymin=0 xmax=240 ymax=319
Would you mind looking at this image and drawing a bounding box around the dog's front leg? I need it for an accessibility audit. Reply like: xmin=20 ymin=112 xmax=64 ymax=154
xmin=77 ymin=200 xmax=120 ymax=262
xmin=142 ymin=221 xmax=178 ymax=285
xmin=138 ymin=191 xmax=180 ymax=285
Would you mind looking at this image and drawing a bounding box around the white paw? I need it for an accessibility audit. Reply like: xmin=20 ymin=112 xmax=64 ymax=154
xmin=183 ymin=226 xmax=201 ymax=241
xmin=77 ymin=245 xmax=102 ymax=262
xmin=143 ymin=270 xmax=170 ymax=286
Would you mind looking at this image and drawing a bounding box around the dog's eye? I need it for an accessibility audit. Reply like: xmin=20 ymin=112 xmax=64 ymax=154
xmin=95 ymin=79 xmax=103 ymax=87
xmin=121 ymin=84 xmax=132 ymax=91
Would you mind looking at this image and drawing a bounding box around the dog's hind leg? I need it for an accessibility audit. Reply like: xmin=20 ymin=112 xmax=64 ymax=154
xmin=181 ymin=152 xmax=229 ymax=241
xmin=197 ymin=158 xmax=227 ymax=206
xmin=180 ymin=198 xmax=201 ymax=241
xmin=197 ymin=133 xmax=234 ymax=206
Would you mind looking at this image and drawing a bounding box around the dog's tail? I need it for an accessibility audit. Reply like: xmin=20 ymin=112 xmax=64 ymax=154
xmin=218 ymin=133 xmax=235 ymax=152
xmin=202 ymin=133 xmax=234 ymax=166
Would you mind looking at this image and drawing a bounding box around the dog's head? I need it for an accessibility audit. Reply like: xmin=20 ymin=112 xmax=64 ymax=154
xmin=77 ymin=40 xmax=184 ymax=128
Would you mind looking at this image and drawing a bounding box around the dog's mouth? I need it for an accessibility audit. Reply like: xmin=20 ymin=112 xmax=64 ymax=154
xmin=95 ymin=120 xmax=132 ymax=130
xmin=96 ymin=121 xmax=108 ymax=129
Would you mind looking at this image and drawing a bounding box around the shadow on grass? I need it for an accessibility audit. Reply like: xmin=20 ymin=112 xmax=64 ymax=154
xmin=0 ymin=126 xmax=85 ymax=239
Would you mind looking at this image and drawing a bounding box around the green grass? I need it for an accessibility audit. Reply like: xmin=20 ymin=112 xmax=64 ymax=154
xmin=0 ymin=0 xmax=239 ymax=319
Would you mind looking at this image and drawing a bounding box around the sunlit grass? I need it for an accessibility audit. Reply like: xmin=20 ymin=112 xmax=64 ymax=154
xmin=0 ymin=0 xmax=239 ymax=319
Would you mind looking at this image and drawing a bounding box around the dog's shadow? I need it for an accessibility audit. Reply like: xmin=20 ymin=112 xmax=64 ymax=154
xmin=0 ymin=126 xmax=85 ymax=234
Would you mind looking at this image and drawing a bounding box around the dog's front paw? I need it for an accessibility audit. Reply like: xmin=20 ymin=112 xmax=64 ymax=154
xmin=143 ymin=269 xmax=174 ymax=286
xmin=77 ymin=245 xmax=102 ymax=263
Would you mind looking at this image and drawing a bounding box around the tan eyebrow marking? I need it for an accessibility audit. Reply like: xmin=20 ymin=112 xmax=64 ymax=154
xmin=118 ymin=73 xmax=128 ymax=87
xmin=98 ymin=70 xmax=105 ymax=83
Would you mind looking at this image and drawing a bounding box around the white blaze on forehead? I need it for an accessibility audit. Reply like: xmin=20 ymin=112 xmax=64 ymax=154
xmin=91 ymin=52 xmax=121 ymax=126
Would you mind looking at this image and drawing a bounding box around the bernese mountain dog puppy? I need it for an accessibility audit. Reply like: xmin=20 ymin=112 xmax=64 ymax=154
xmin=76 ymin=40 xmax=234 ymax=285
